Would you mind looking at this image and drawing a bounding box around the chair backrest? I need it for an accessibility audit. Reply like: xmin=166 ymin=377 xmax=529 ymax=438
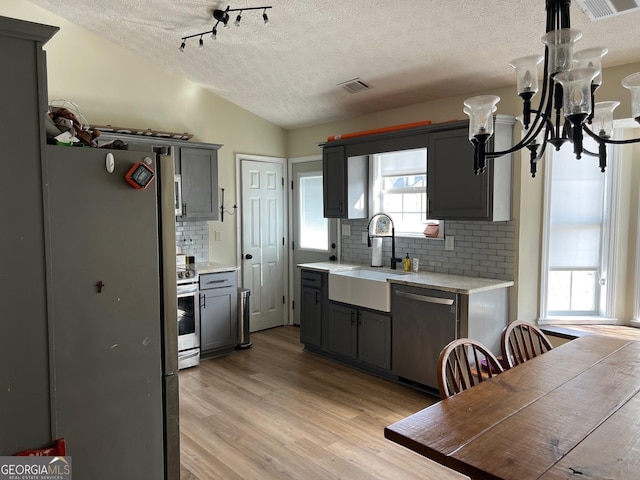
xmin=501 ymin=320 xmax=553 ymax=368
xmin=437 ymin=338 xmax=504 ymax=399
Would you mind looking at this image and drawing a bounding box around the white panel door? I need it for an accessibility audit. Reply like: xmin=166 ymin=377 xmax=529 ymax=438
xmin=291 ymin=160 xmax=338 ymax=325
xmin=241 ymin=159 xmax=285 ymax=331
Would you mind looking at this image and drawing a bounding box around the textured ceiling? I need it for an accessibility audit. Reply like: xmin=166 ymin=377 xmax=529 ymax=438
xmin=25 ymin=0 xmax=640 ymax=130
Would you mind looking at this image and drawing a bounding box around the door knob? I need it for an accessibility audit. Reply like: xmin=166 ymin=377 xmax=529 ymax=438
xmin=329 ymin=255 xmax=337 ymax=261
xmin=245 ymin=254 xmax=253 ymax=259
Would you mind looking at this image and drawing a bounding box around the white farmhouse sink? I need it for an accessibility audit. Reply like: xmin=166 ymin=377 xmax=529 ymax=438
xmin=328 ymin=269 xmax=407 ymax=312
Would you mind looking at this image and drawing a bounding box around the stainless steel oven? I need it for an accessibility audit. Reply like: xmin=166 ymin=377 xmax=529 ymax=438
xmin=177 ymin=274 xmax=200 ymax=369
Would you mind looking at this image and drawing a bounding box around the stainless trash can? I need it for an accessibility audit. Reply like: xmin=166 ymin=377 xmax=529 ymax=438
xmin=237 ymin=288 xmax=252 ymax=348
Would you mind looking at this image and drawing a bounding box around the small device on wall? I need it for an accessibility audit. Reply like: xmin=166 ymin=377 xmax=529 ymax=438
xmin=125 ymin=162 xmax=155 ymax=190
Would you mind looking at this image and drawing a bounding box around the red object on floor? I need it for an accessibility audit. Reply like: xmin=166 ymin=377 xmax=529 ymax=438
xmin=14 ymin=438 xmax=66 ymax=456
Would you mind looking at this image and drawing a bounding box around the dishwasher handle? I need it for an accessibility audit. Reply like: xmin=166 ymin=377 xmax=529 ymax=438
xmin=395 ymin=290 xmax=454 ymax=306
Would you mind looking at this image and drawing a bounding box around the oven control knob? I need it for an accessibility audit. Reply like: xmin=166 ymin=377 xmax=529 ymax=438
xmin=178 ymin=271 xmax=185 ymax=279
xmin=186 ymin=271 xmax=194 ymax=278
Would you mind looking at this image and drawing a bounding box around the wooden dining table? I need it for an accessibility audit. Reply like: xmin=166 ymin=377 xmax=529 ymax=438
xmin=384 ymin=335 xmax=640 ymax=479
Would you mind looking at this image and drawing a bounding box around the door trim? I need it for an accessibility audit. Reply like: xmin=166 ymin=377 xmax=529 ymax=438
xmin=287 ymin=155 xmax=342 ymax=326
xmin=236 ymin=153 xmax=289 ymax=324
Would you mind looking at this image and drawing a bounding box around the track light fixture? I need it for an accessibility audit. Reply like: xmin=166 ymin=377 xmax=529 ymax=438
xmin=179 ymin=5 xmax=272 ymax=50
xmin=464 ymin=0 xmax=640 ymax=177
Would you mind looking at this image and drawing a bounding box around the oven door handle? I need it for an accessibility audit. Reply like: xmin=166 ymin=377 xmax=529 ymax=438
xmin=177 ymin=285 xmax=199 ymax=296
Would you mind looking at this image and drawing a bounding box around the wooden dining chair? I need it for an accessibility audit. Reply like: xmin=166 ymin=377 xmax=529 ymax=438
xmin=501 ymin=320 xmax=553 ymax=368
xmin=437 ymin=338 xmax=504 ymax=399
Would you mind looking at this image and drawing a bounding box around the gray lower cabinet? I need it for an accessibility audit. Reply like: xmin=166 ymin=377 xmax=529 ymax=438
xmin=177 ymin=146 xmax=219 ymax=221
xmin=327 ymin=302 xmax=391 ymax=371
xmin=200 ymin=271 xmax=237 ymax=356
xmin=300 ymin=270 xmax=325 ymax=348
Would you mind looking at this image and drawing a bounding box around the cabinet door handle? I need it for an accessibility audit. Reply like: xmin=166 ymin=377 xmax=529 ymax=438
xmin=315 ymin=290 xmax=319 ymax=304
xmin=182 ymin=202 xmax=187 ymax=217
xmin=206 ymin=279 xmax=228 ymax=284
xmin=350 ymin=310 xmax=356 ymax=325
xmin=200 ymin=292 xmax=205 ymax=309
xmin=395 ymin=290 xmax=454 ymax=306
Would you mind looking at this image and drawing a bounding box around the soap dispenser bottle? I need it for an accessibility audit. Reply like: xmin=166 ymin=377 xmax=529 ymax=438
xmin=403 ymin=253 xmax=411 ymax=272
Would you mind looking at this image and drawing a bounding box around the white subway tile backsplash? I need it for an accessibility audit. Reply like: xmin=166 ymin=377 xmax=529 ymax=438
xmin=340 ymin=219 xmax=515 ymax=281
xmin=175 ymin=221 xmax=209 ymax=263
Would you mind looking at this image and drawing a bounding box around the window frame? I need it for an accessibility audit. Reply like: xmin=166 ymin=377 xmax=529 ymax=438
xmin=538 ymin=134 xmax=621 ymax=325
xmin=369 ymin=149 xmax=444 ymax=239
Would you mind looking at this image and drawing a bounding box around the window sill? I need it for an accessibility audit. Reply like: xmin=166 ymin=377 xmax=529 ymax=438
xmin=539 ymin=316 xmax=618 ymax=325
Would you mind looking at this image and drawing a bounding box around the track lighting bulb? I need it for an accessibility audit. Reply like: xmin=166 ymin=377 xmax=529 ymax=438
xmin=235 ymin=13 xmax=242 ymax=26
xmin=263 ymin=9 xmax=269 ymax=24
xmin=211 ymin=27 xmax=217 ymax=40
xmin=179 ymin=40 xmax=186 ymax=52
xmin=199 ymin=36 xmax=204 ymax=49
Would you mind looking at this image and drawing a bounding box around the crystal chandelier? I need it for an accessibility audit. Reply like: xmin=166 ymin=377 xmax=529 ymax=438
xmin=463 ymin=0 xmax=640 ymax=177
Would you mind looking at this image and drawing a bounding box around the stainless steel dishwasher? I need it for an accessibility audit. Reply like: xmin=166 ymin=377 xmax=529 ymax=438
xmin=391 ymin=284 xmax=458 ymax=390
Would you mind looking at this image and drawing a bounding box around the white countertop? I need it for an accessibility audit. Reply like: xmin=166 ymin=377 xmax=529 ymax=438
xmin=297 ymin=262 xmax=514 ymax=295
xmin=194 ymin=262 xmax=239 ymax=274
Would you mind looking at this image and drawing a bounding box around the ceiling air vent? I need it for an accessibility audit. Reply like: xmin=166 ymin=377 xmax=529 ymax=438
xmin=576 ymin=0 xmax=640 ymax=21
xmin=338 ymin=78 xmax=371 ymax=94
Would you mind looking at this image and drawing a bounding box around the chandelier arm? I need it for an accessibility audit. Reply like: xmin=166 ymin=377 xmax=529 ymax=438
xmin=486 ymin=112 xmax=552 ymax=159
xmin=484 ymin=45 xmax=553 ymax=160
xmin=582 ymin=125 xmax=640 ymax=145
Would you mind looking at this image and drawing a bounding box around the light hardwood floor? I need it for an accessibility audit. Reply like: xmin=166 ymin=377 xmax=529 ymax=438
xmin=179 ymin=326 xmax=467 ymax=479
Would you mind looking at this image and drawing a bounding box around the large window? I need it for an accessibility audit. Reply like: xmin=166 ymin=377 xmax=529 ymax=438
xmin=371 ymin=148 xmax=439 ymax=236
xmin=298 ymin=172 xmax=329 ymax=251
xmin=540 ymin=137 xmax=618 ymax=322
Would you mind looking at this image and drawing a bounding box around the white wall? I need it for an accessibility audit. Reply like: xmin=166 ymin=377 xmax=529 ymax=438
xmin=1 ymin=0 xmax=287 ymax=266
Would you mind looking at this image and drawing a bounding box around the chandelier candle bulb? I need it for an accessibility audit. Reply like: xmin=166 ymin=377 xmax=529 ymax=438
xmin=622 ymin=73 xmax=640 ymax=122
xmin=541 ymin=29 xmax=582 ymax=74
xmin=510 ymin=55 xmax=544 ymax=128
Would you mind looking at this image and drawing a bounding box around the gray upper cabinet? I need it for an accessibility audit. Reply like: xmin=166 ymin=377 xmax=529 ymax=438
xmin=322 ymin=145 xmax=368 ymax=219
xmin=427 ymin=118 xmax=514 ymax=221
xmin=320 ymin=117 xmax=513 ymax=222
xmin=176 ymin=146 xmax=219 ymax=221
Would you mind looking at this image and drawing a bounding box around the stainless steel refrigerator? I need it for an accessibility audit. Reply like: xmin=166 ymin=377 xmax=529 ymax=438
xmin=43 ymin=144 xmax=180 ymax=479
